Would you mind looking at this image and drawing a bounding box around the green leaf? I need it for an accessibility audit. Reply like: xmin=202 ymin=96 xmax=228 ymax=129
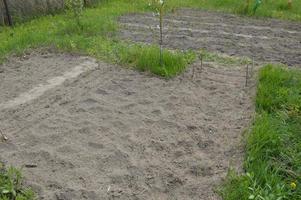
xmin=2 ymin=189 xmax=10 ymax=194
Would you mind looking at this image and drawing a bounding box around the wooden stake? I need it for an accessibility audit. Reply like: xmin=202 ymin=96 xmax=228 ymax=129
xmin=192 ymin=63 xmax=195 ymax=80
xmin=159 ymin=6 xmax=163 ymax=67
xmin=251 ymin=56 xmax=255 ymax=78
xmin=245 ymin=64 xmax=249 ymax=87
xmin=200 ymin=53 xmax=203 ymax=73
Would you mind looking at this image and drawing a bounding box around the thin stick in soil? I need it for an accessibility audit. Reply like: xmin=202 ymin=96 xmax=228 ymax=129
xmin=251 ymin=56 xmax=255 ymax=78
xmin=245 ymin=64 xmax=249 ymax=87
xmin=192 ymin=62 xmax=196 ymax=80
xmin=200 ymin=53 xmax=203 ymax=73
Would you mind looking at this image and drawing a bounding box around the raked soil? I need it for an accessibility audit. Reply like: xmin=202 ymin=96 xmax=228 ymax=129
xmin=0 ymin=51 xmax=254 ymax=200
xmin=119 ymin=8 xmax=301 ymax=67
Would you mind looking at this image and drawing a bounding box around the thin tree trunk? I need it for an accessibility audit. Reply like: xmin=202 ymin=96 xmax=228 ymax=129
xmin=3 ymin=0 xmax=12 ymax=26
xmin=159 ymin=7 xmax=163 ymax=67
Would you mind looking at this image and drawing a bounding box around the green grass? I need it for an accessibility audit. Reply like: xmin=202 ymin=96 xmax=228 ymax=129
xmin=220 ymin=65 xmax=301 ymax=200
xmin=165 ymin=0 xmax=301 ymax=21
xmin=0 ymin=164 xmax=35 ymax=200
xmin=116 ymin=44 xmax=195 ymax=77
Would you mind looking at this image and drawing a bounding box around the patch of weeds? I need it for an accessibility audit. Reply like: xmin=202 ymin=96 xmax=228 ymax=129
xmin=0 ymin=164 xmax=35 ymax=200
xmin=117 ymin=44 xmax=195 ymax=77
xmin=256 ymin=65 xmax=301 ymax=112
xmin=236 ymin=0 xmax=252 ymax=15
xmin=278 ymin=1 xmax=292 ymax=11
xmin=220 ymin=65 xmax=301 ymax=200
xmin=65 ymin=0 xmax=84 ymax=28
xmin=235 ymin=0 xmax=262 ymax=16
xmin=219 ymin=170 xmax=249 ymax=200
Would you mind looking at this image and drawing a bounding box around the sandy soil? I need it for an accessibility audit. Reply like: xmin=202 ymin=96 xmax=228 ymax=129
xmin=119 ymin=8 xmax=301 ymax=67
xmin=0 ymin=50 xmax=254 ymax=199
xmin=0 ymin=51 xmax=93 ymax=104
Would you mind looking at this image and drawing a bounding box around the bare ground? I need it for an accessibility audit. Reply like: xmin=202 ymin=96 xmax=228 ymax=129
xmin=0 ymin=50 xmax=254 ymax=199
xmin=119 ymin=8 xmax=301 ymax=67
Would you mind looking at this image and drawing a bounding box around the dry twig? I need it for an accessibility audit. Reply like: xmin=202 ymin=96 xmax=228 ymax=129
xmin=0 ymin=129 xmax=8 ymax=141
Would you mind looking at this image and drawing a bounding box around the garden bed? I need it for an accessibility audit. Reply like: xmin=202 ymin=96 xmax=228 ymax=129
xmin=119 ymin=8 xmax=301 ymax=67
xmin=0 ymin=51 xmax=253 ymax=199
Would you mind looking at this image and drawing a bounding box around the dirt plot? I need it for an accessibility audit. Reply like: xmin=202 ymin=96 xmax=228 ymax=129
xmin=0 ymin=52 xmax=253 ymax=200
xmin=119 ymin=8 xmax=301 ymax=67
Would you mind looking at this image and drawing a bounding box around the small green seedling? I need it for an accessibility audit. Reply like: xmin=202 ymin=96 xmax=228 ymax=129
xmin=0 ymin=166 xmax=35 ymax=199
xmin=253 ymin=0 xmax=262 ymax=15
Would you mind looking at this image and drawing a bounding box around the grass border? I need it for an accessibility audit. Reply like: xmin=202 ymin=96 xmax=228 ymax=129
xmin=220 ymin=64 xmax=301 ymax=200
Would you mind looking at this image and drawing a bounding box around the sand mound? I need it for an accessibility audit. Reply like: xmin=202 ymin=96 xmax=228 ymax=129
xmin=0 ymin=51 xmax=254 ymax=199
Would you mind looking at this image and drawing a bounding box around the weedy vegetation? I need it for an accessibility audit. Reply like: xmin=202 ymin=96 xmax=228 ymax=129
xmin=0 ymin=164 xmax=35 ymax=200
xmin=220 ymin=65 xmax=301 ymax=200
xmin=65 ymin=0 xmax=84 ymax=28
xmin=238 ymin=0 xmax=263 ymax=15
xmin=117 ymin=44 xmax=195 ymax=77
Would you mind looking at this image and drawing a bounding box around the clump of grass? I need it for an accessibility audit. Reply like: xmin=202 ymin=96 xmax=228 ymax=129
xmin=219 ymin=170 xmax=250 ymax=200
xmin=220 ymin=65 xmax=301 ymax=200
xmin=65 ymin=0 xmax=84 ymax=28
xmin=117 ymin=44 xmax=195 ymax=77
xmin=235 ymin=0 xmax=263 ymax=16
xmin=236 ymin=0 xmax=252 ymax=15
xmin=278 ymin=0 xmax=293 ymax=11
xmin=0 ymin=164 xmax=35 ymax=200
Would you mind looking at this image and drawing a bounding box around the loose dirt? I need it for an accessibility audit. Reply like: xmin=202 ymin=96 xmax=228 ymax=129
xmin=0 ymin=50 xmax=253 ymax=199
xmin=119 ymin=8 xmax=301 ymax=67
